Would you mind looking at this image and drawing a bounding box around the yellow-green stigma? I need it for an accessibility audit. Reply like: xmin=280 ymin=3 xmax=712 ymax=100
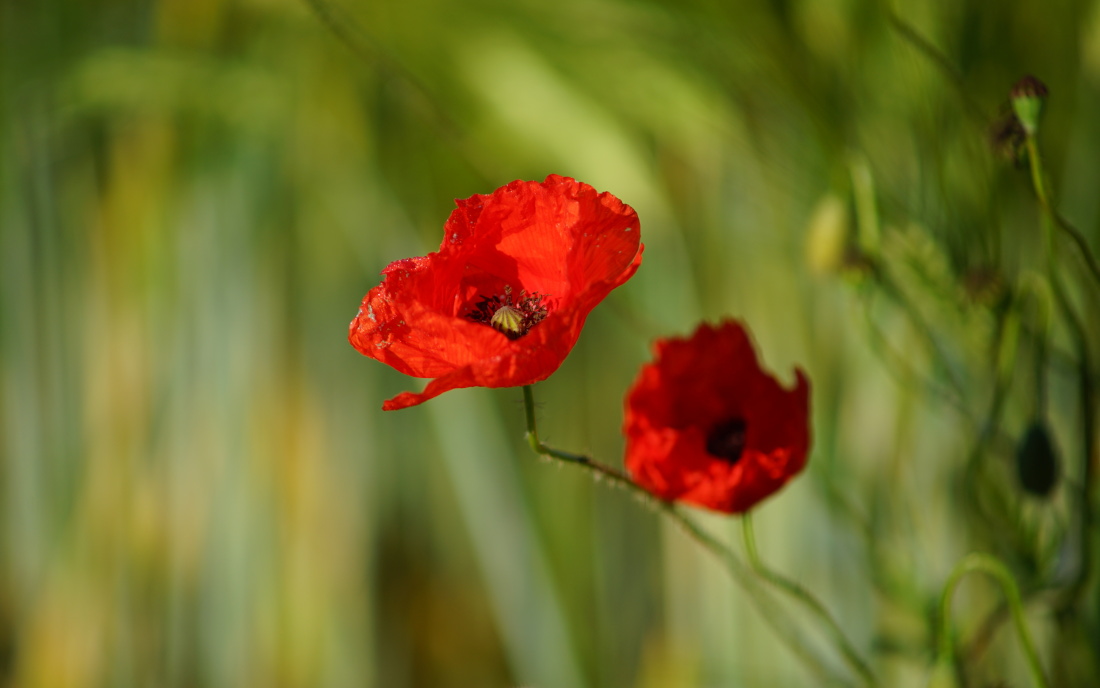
xmin=466 ymin=285 xmax=549 ymax=340
xmin=490 ymin=305 xmax=525 ymax=336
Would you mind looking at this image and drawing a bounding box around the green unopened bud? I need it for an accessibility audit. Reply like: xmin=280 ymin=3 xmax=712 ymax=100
xmin=1010 ymin=75 xmax=1048 ymax=136
xmin=1016 ymin=421 xmax=1059 ymax=498
xmin=490 ymin=304 xmax=524 ymax=337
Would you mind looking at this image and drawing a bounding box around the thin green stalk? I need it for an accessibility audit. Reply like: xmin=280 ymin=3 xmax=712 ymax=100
xmin=299 ymin=0 xmax=497 ymax=182
xmin=878 ymin=4 xmax=987 ymax=126
xmin=1048 ymin=258 xmax=1096 ymax=612
xmin=300 ymin=0 xmax=443 ymax=125
xmin=1025 ymin=137 xmax=1051 ymax=213
xmin=1024 ymin=136 xmax=1096 ymax=610
xmin=1025 ymin=137 xmax=1100 ymax=290
xmin=741 ymin=513 xmax=876 ymax=686
xmin=669 ymin=511 xmax=848 ymax=686
xmin=1053 ymin=211 xmax=1100 ymax=290
xmin=937 ymin=553 xmax=1049 ymax=688
xmin=520 ymin=386 xmax=855 ymax=686
xmin=885 ymin=0 xmax=1100 ymax=290
xmin=521 ymin=385 xmax=637 ymax=489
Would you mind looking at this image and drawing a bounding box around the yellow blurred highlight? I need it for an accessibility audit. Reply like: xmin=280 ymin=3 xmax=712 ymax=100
xmin=805 ymin=193 xmax=851 ymax=275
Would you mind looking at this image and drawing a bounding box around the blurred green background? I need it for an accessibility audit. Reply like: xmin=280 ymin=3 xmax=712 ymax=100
xmin=3 ymin=0 xmax=1099 ymax=686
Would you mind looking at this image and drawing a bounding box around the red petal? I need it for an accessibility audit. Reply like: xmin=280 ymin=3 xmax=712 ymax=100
xmin=623 ymin=320 xmax=811 ymax=513
xmin=349 ymin=256 xmax=509 ymax=379
xmin=350 ymin=176 xmax=643 ymax=409
xmin=440 ymin=175 xmax=642 ymax=304
xmin=382 ymin=252 xmax=643 ymax=410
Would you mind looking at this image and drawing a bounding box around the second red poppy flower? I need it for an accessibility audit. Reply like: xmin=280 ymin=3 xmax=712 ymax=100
xmin=624 ymin=320 xmax=811 ymax=514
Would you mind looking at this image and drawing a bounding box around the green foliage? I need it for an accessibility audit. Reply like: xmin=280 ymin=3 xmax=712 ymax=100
xmin=2 ymin=0 xmax=1098 ymax=686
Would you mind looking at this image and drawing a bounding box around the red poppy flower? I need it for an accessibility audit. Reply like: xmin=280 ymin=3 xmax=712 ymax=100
xmin=349 ymin=175 xmax=644 ymax=410
xmin=623 ymin=320 xmax=811 ymax=513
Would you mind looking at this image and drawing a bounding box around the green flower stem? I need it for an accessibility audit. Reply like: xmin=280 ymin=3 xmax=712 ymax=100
xmin=1024 ymin=135 xmax=1097 ymax=611
xmin=937 ymin=553 xmax=1049 ymax=688
xmin=520 ymin=385 xmax=857 ymax=686
xmin=885 ymin=0 xmax=1100 ymax=290
xmin=742 ymin=513 xmax=876 ymax=686
xmin=1024 ymin=136 xmax=1051 ymax=216
xmin=1024 ymin=136 xmax=1100 ymax=289
xmin=521 ymin=385 xmax=632 ymax=485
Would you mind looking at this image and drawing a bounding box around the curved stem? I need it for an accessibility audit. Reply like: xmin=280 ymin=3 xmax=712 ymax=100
xmin=521 ymin=385 xmax=638 ymax=488
xmin=742 ymin=513 xmax=876 ymax=686
xmin=937 ymin=553 xmax=1049 ymax=688
xmin=520 ymin=386 xmax=855 ymax=686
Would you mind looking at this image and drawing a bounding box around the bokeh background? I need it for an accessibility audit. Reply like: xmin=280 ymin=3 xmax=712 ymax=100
xmin=3 ymin=0 xmax=1099 ymax=686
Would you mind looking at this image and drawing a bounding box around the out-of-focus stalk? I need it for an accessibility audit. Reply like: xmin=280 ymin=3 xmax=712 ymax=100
xmin=742 ymin=513 xmax=876 ymax=686
xmin=521 ymin=385 xmax=857 ymax=687
xmin=936 ymin=553 xmax=1049 ymax=688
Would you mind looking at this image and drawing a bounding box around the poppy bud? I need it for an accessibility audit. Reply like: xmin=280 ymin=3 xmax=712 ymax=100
xmin=1010 ymin=75 xmax=1048 ymax=136
xmin=1015 ymin=421 xmax=1059 ymax=498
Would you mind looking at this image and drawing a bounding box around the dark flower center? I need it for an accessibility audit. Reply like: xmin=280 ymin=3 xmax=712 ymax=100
xmin=706 ymin=418 xmax=747 ymax=464
xmin=466 ymin=285 xmax=549 ymax=339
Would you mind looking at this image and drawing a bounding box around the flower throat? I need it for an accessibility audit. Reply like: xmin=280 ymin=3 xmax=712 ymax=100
xmin=706 ymin=418 xmax=747 ymax=464
xmin=467 ymin=285 xmax=549 ymax=339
